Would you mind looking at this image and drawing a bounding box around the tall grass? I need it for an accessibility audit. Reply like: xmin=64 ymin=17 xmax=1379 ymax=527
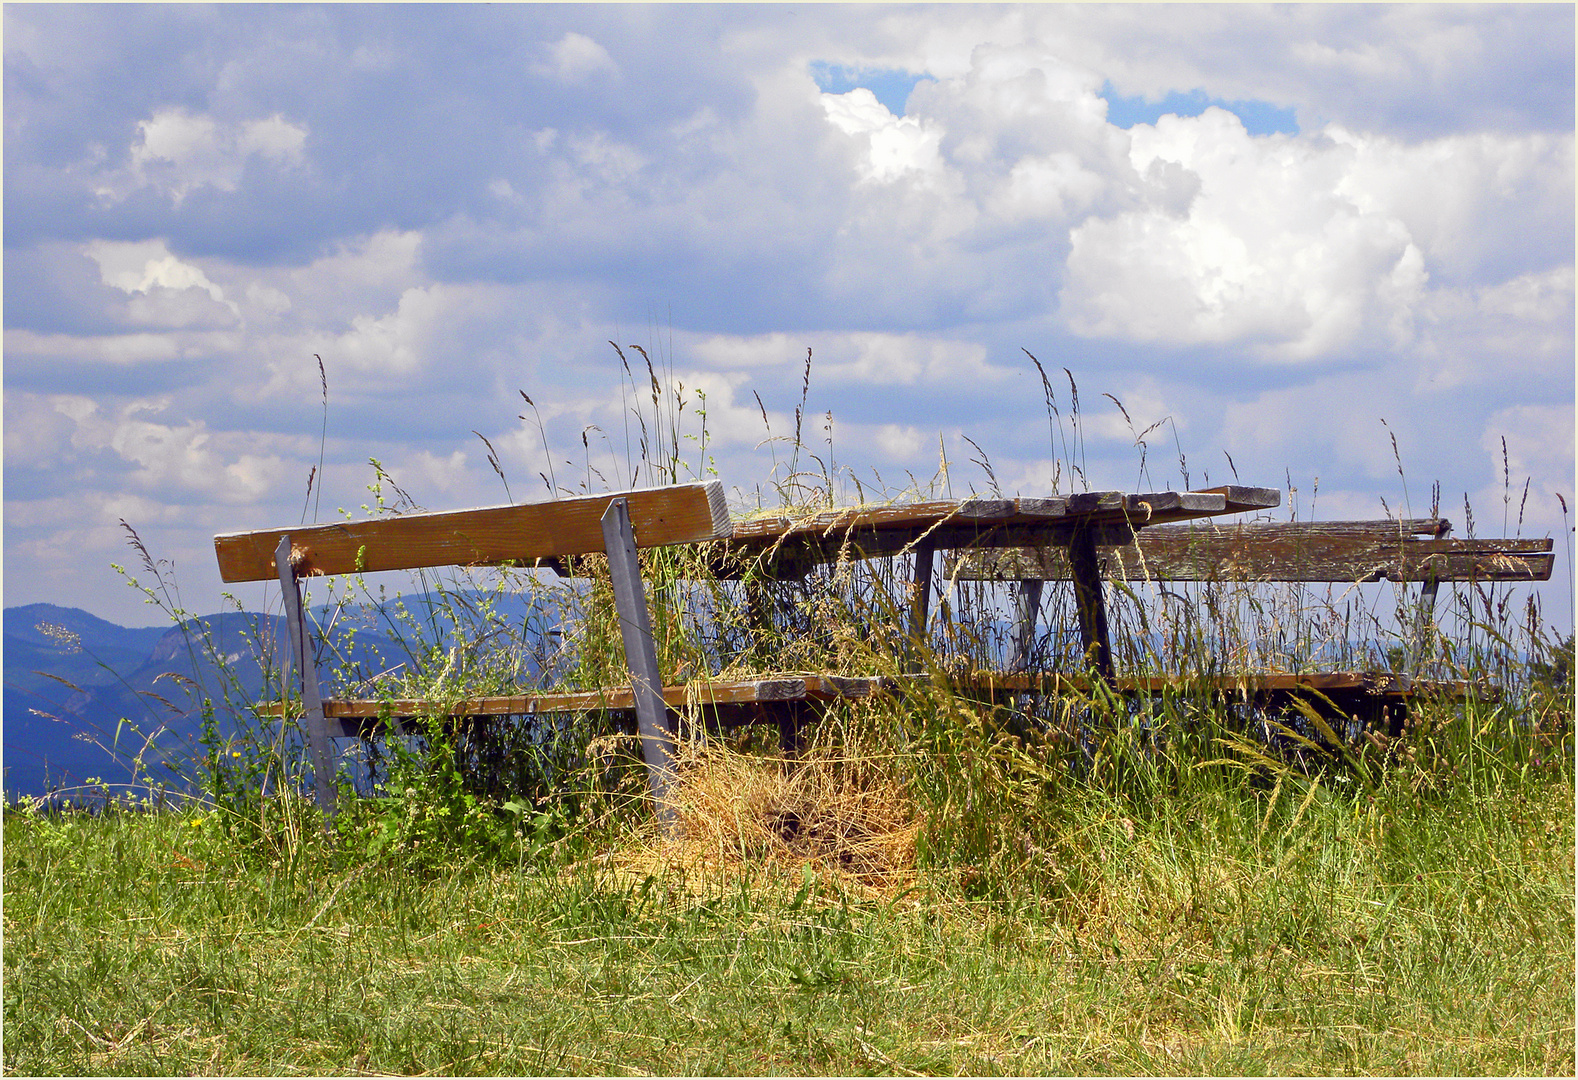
xmin=10 ymin=347 xmax=1570 ymax=1072
xmin=46 ymin=351 xmax=1573 ymax=873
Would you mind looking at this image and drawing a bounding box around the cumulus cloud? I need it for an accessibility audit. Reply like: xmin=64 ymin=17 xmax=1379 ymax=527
xmin=820 ymin=88 xmax=943 ymax=184
xmin=24 ymin=394 xmax=290 ymax=504
xmin=83 ymin=239 xmax=241 ymax=328
xmin=101 ymin=108 xmax=308 ymax=205
xmin=1060 ymin=110 xmax=1427 ymax=359
xmin=1412 ymin=265 xmax=1575 ymax=389
xmin=536 ymin=32 xmax=618 ymax=84
xmin=1481 ymin=404 xmax=1575 ymax=509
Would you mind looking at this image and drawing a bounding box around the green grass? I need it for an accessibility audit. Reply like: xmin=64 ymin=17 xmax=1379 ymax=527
xmin=6 ymin=765 xmax=1571 ymax=1076
xmin=17 ymin=360 xmax=1572 ymax=1074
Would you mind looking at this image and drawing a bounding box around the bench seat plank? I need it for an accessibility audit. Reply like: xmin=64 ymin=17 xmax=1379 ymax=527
xmin=951 ymin=670 xmax=1490 ymax=699
xmin=215 ymin=481 xmax=732 ymax=582
xmin=258 ymin=665 xmax=1484 ymax=728
xmin=950 ymin=518 xmax=1554 ymax=584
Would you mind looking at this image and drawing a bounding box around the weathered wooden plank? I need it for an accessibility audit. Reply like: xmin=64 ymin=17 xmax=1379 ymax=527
xmin=948 ymin=670 xmax=1488 ymax=700
xmin=715 ymin=489 xmax=1243 ymax=579
xmin=267 ymin=662 xmax=1493 ymax=730
xmin=1196 ymin=485 xmax=1284 ymax=513
xmin=805 ymin=674 xmax=888 ymax=699
xmin=724 ymin=489 xmax=1255 ymax=554
xmin=215 ymin=480 xmax=732 ymax=582
xmin=263 ymin=677 xmax=821 ymax=720
xmin=1065 ymin=490 xmax=1126 ymax=514
xmin=1014 ymin=497 xmax=1067 ymax=518
xmin=948 ymin=519 xmax=1554 ymax=584
xmin=957 ymin=498 xmax=1018 ymax=519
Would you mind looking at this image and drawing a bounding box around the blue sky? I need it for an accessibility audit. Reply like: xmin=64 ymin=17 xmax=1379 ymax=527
xmin=4 ymin=4 xmax=1573 ymax=627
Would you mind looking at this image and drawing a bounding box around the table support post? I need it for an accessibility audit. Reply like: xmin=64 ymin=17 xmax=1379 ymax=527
xmin=1409 ymin=574 xmax=1441 ymax=678
xmin=601 ymin=498 xmax=678 ymax=833
xmin=908 ymin=536 xmax=936 ymax=670
xmin=275 ymin=535 xmax=338 ymax=830
xmin=743 ymin=575 xmax=770 ymax=668
xmin=1067 ymin=523 xmax=1115 ymax=685
xmin=1011 ymin=578 xmax=1045 ymax=673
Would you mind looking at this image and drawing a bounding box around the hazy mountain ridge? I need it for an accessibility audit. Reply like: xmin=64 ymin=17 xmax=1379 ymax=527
xmin=5 ymin=593 xmax=560 ymax=799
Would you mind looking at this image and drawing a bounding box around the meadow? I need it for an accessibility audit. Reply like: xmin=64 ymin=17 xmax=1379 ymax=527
xmin=5 ymin=356 xmax=1573 ymax=1075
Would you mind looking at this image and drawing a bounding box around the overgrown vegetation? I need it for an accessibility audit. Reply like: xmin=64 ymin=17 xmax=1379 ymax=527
xmin=6 ymin=348 xmax=1573 ymax=1075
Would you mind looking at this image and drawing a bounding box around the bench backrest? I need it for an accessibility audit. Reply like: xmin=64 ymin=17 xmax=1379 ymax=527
xmin=948 ymin=518 xmax=1555 ymax=584
xmin=214 ymin=481 xmax=733 ymax=582
xmin=215 ymin=481 xmax=733 ymax=831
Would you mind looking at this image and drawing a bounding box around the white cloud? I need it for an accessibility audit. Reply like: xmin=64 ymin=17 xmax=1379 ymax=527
xmin=536 ymin=32 xmax=618 ymax=84
xmin=820 ymin=88 xmax=943 ymax=184
xmin=1413 ymin=265 xmax=1575 ymax=388
xmin=874 ymin=423 xmax=925 ymax=459
xmin=1482 ymin=404 xmax=1575 ymax=498
xmin=43 ymin=395 xmax=291 ymax=503
xmin=690 ymin=332 xmax=814 ymax=370
xmin=1330 ymin=126 xmax=1572 ymax=285
xmin=109 ymin=108 xmax=308 ymax=204
xmin=686 ymin=330 xmax=1003 ymax=388
xmin=4 ymin=328 xmax=241 ymax=364
xmin=1084 ymin=377 xmax=1184 ymax=443
xmin=86 ymin=239 xmax=225 ymax=301
xmin=817 ymin=333 xmax=998 ymax=386
xmin=1060 ymin=109 xmax=1437 ymax=360
xmin=82 ymin=238 xmax=242 ymax=328
xmin=383 ymin=449 xmax=473 ymax=503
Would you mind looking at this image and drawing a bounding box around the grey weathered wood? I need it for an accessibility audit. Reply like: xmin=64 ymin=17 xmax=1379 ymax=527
xmin=910 ymin=537 xmax=936 ymax=640
xmin=1067 ymin=522 xmax=1114 ymax=683
xmin=948 ymin=518 xmax=1554 ymax=584
xmin=1407 ymin=517 xmax=1454 ymax=675
xmin=601 ymin=498 xmax=676 ymax=832
xmin=957 ymin=498 xmax=1017 ymax=519
xmin=1011 ymin=579 xmax=1044 ymax=673
xmin=714 ymin=488 xmax=1277 ymax=580
xmin=275 ymin=535 xmax=338 ymax=829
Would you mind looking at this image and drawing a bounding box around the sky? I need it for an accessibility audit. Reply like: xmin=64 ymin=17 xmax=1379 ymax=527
xmin=4 ymin=3 xmax=1574 ymax=629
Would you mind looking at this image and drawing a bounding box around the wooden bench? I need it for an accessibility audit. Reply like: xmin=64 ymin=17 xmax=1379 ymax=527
xmin=947 ymin=516 xmax=1555 ymax=732
xmin=216 ymin=482 xmax=738 ymax=828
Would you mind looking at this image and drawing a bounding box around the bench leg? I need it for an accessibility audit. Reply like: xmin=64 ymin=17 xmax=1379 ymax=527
xmin=275 ymin=535 xmax=338 ymax=830
xmin=1011 ymin=579 xmax=1044 ymax=673
xmin=601 ymin=498 xmax=678 ymax=833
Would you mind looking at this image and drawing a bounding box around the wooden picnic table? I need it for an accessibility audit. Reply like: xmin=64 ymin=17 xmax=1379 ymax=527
xmin=222 ymin=480 xmax=1279 ymax=826
xmin=711 ymin=485 xmax=1281 ymax=682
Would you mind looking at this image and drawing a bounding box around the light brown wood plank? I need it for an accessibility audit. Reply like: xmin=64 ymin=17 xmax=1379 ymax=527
xmin=215 ymin=480 xmax=732 ymax=582
xmin=260 ymin=675 xmax=818 ymax=719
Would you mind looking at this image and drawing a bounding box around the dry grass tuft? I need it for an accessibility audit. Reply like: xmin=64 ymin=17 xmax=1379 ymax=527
xmin=640 ymin=741 xmax=921 ymax=894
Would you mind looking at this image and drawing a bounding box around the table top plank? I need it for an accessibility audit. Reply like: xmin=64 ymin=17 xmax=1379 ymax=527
xmin=718 ymin=487 xmax=1278 ymax=577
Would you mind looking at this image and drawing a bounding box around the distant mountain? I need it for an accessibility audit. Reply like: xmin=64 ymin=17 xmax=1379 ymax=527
xmin=4 ymin=592 xmax=563 ymax=799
